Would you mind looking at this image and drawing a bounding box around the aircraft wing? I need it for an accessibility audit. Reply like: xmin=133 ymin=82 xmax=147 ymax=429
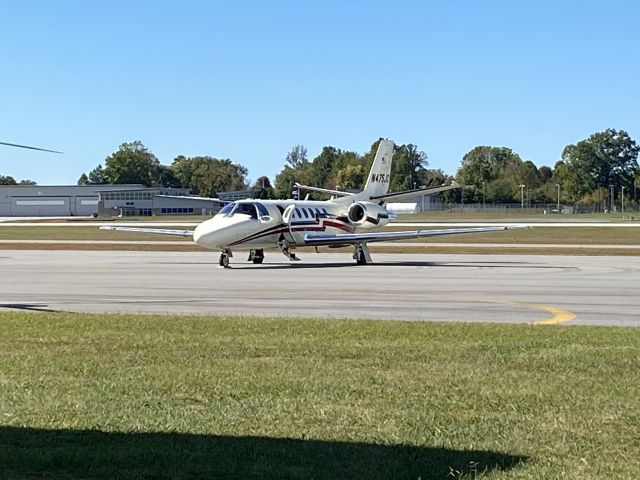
xmin=304 ymin=226 xmax=526 ymax=246
xmin=100 ymin=226 xmax=194 ymax=237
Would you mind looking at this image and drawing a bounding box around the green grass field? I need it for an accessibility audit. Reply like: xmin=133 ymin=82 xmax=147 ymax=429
xmin=0 ymin=312 xmax=638 ymax=479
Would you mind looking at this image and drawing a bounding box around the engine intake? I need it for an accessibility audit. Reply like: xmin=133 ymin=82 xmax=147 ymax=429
xmin=347 ymin=202 xmax=390 ymax=229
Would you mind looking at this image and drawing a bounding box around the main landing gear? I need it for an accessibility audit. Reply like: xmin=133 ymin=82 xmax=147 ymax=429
xmin=219 ymin=248 xmax=232 ymax=268
xmin=248 ymin=249 xmax=264 ymax=264
xmin=278 ymin=239 xmax=301 ymax=261
xmin=353 ymin=243 xmax=372 ymax=265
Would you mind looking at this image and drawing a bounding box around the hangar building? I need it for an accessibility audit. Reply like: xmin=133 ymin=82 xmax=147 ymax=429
xmin=0 ymin=184 xmax=223 ymax=217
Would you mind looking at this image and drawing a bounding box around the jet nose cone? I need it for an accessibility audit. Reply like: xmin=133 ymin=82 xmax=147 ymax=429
xmin=193 ymin=218 xmax=230 ymax=249
xmin=193 ymin=223 xmax=206 ymax=245
xmin=193 ymin=221 xmax=221 ymax=248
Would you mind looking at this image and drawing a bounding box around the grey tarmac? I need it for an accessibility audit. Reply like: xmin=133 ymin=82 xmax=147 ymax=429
xmin=1 ymin=250 xmax=638 ymax=326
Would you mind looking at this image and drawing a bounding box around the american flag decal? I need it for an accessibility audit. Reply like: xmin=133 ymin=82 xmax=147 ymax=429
xmin=381 ymin=156 xmax=386 ymax=164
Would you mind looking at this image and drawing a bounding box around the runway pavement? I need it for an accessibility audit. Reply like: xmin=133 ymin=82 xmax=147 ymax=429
xmin=0 ymin=250 xmax=638 ymax=326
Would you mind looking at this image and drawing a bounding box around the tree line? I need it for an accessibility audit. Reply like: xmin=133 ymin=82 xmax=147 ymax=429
xmin=5 ymin=129 xmax=637 ymax=208
xmin=75 ymin=139 xmax=445 ymax=201
xmin=77 ymin=141 xmax=248 ymax=198
xmin=0 ymin=176 xmax=37 ymax=185
xmin=455 ymin=129 xmax=639 ymax=208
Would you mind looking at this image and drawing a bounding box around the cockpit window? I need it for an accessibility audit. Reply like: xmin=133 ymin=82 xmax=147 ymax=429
xmin=234 ymin=203 xmax=258 ymax=219
xmin=216 ymin=201 xmax=269 ymax=221
xmin=217 ymin=202 xmax=236 ymax=216
xmin=255 ymin=203 xmax=269 ymax=218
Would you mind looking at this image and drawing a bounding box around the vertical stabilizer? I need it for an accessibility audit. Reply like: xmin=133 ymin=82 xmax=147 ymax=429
xmin=358 ymin=139 xmax=394 ymax=200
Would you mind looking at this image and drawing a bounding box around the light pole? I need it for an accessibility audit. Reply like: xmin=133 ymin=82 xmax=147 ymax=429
xmin=482 ymin=181 xmax=486 ymax=209
xmin=621 ymin=186 xmax=625 ymax=214
xmin=609 ymin=184 xmax=614 ymax=212
xmin=556 ymin=184 xmax=560 ymax=213
xmin=520 ymin=184 xmax=525 ymax=210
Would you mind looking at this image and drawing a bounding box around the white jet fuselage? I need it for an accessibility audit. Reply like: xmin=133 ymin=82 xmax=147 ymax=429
xmin=193 ymin=199 xmax=361 ymax=250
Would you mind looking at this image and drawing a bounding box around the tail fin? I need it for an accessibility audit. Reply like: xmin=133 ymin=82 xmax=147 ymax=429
xmin=358 ymin=139 xmax=394 ymax=200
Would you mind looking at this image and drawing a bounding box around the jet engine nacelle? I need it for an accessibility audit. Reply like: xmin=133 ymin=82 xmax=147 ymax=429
xmin=347 ymin=202 xmax=390 ymax=229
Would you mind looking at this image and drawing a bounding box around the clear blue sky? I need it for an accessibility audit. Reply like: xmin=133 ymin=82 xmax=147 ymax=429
xmin=1 ymin=0 xmax=638 ymax=185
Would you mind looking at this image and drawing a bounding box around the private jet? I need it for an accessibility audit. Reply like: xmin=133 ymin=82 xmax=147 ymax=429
xmin=102 ymin=139 xmax=523 ymax=267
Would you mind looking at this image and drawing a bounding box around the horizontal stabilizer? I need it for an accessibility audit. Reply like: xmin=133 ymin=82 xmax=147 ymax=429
xmin=370 ymin=182 xmax=461 ymax=203
xmin=294 ymin=183 xmax=354 ymax=197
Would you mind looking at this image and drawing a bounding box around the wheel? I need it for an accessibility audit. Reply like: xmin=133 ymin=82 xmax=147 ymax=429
xmin=249 ymin=249 xmax=264 ymax=264
xmin=355 ymin=248 xmax=367 ymax=265
xmin=219 ymin=253 xmax=230 ymax=268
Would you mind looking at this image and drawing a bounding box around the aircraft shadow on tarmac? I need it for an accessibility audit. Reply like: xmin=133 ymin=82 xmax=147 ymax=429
xmin=0 ymin=426 xmax=527 ymax=480
xmin=226 ymin=260 xmax=569 ymax=271
xmin=150 ymin=259 xmax=565 ymax=271
xmin=0 ymin=303 xmax=61 ymax=313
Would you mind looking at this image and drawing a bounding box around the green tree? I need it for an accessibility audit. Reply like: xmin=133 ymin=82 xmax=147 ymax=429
xmin=538 ymin=166 xmax=553 ymax=183
xmin=515 ymin=161 xmax=542 ymax=192
xmin=336 ymin=164 xmax=366 ymax=190
xmin=0 ymin=175 xmax=36 ymax=185
xmin=558 ymin=129 xmax=639 ymax=202
xmin=77 ymin=173 xmax=89 ymax=185
xmin=0 ymin=175 xmax=17 ymax=185
xmin=88 ymin=164 xmax=106 ymax=184
xmin=456 ymin=146 xmax=523 ymax=202
xmin=419 ymin=168 xmax=447 ymax=188
xmin=172 ymin=156 xmax=247 ymax=197
xmin=103 ymin=141 xmax=160 ymax=186
xmin=250 ymin=176 xmax=275 ymax=199
xmin=307 ymin=146 xmax=340 ymax=190
xmin=391 ymin=144 xmax=428 ymax=191
xmin=157 ymin=164 xmax=182 ymax=188
xmin=286 ymin=145 xmax=309 ymax=169
xmin=274 ymin=166 xmax=304 ymax=199
xmin=274 ymin=145 xmax=313 ymax=199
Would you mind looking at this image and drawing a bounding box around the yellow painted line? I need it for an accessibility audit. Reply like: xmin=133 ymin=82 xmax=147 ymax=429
xmin=525 ymin=303 xmax=577 ymax=325
xmin=435 ymin=296 xmax=577 ymax=325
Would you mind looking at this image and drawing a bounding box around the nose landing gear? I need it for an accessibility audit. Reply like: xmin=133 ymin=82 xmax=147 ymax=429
xmin=219 ymin=249 xmax=233 ymax=268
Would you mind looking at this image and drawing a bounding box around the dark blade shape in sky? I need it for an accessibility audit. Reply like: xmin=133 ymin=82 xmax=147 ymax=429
xmin=0 ymin=141 xmax=63 ymax=154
